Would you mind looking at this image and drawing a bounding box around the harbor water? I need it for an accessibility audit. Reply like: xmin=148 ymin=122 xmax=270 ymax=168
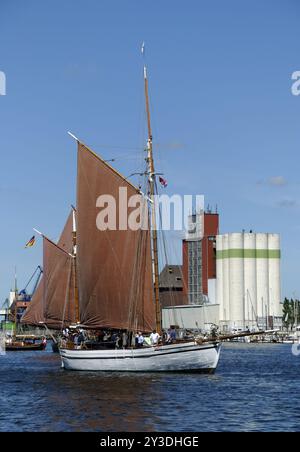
xmin=0 ymin=343 xmax=299 ymax=432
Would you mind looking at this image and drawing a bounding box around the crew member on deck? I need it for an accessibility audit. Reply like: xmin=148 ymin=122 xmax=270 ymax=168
xmin=137 ymin=332 xmax=144 ymax=348
xmin=150 ymin=330 xmax=160 ymax=346
xmin=169 ymin=327 xmax=177 ymax=343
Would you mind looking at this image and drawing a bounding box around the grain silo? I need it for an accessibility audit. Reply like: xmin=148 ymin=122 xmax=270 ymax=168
xmin=268 ymin=233 xmax=281 ymax=318
xmin=216 ymin=232 xmax=281 ymax=331
xmin=243 ymin=232 xmax=257 ymax=326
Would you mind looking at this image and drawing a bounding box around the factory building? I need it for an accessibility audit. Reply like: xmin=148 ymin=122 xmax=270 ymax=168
xmin=182 ymin=210 xmax=219 ymax=304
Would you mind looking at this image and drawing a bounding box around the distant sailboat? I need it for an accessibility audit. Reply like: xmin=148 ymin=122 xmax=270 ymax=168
xmin=5 ymin=336 xmax=46 ymax=351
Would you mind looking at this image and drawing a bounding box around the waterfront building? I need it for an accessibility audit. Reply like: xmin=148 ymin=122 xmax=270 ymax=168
xmin=182 ymin=210 xmax=219 ymax=305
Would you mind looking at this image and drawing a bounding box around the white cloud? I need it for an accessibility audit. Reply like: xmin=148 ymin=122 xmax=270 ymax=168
xmin=269 ymin=176 xmax=287 ymax=187
xmin=256 ymin=176 xmax=288 ymax=187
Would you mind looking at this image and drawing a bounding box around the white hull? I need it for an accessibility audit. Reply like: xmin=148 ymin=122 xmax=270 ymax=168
xmin=60 ymin=341 xmax=221 ymax=373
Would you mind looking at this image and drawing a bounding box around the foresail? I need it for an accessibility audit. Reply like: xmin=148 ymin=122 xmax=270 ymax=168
xmin=43 ymin=237 xmax=75 ymax=326
xmin=21 ymin=276 xmax=73 ymax=329
xmin=21 ymin=212 xmax=76 ymax=328
xmin=77 ymin=143 xmax=155 ymax=331
xmin=20 ymin=278 xmax=44 ymax=326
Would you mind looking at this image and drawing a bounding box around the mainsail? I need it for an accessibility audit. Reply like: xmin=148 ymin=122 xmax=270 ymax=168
xmin=76 ymin=143 xmax=155 ymax=332
xmin=21 ymin=212 xmax=76 ymax=328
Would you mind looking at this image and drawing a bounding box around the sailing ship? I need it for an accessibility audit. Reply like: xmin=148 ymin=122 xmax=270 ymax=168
xmin=22 ymin=55 xmax=221 ymax=372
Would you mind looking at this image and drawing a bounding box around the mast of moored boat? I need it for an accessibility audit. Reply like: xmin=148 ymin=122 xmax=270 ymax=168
xmin=14 ymin=266 xmax=18 ymax=337
xmin=143 ymin=48 xmax=162 ymax=334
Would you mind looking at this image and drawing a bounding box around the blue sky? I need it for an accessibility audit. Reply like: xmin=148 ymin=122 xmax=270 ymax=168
xmin=0 ymin=0 xmax=299 ymax=301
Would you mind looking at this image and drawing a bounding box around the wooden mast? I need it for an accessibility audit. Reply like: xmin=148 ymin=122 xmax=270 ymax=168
xmin=72 ymin=207 xmax=80 ymax=324
xmin=143 ymin=52 xmax=162 ymax=334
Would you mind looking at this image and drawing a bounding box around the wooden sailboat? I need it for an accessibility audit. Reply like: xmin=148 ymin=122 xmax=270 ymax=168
xmin=5 ymin=336 xmax=47 ymax=351
xmin=59 ymin=56 xmax=221 ymax=372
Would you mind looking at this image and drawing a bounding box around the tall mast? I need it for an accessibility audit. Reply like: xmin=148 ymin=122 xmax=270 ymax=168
xmin=143 ymin=48 xmax=162 ymax=334
xmin=72 ymin=207 xmax=80 ymax=324
xmin=14 ymin=266 xmax=18 ymax=336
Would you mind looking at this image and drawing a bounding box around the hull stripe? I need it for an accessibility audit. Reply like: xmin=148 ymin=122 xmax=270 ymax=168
xmin=61 ymin=344 xmax=220 ymax=360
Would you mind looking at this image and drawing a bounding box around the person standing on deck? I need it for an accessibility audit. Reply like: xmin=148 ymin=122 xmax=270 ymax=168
xmin=137 ymin=332 xmax=144 ymax=348
xmin=150 ymin=330 xmax=160 ymax=346
xmin=122 ymin=331 xmax=128 ymax=349
xmin=169 ymin=327 xmax=177 ymax=343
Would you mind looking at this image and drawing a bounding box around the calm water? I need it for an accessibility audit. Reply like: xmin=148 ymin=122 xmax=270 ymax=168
xmin=0 ymin=343 xmax=299 ymax=432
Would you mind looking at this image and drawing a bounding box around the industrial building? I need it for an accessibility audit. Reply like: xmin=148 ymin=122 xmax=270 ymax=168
xmin=161 ymin=210 xmax=219 ymax=331
xmin=162 ymin=210 xmax=283 ymax=332
xmin=162 ymin=304 xmax=219 ymax=332
xmin=216 ymin=232 xmax=282 ymax=331
xmin=182 ymin=210 xmax=219 ymax=304
xmin=159 ymin=265 xmax=187 ymax=308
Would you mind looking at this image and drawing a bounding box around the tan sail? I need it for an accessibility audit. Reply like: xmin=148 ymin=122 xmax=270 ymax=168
xmin=76 ymin=143 xmax=155 ymax=331
xmin=20 ymin=278 xmax=45 ymax=326
xmin=43 ymin=237 xmax=75 ymax=326
xmin=21 ymin=212 xmax=76 ymax=328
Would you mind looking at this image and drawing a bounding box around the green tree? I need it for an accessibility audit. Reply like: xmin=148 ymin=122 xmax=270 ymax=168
xmin=282 ymin=298 xmax=292 ymax=330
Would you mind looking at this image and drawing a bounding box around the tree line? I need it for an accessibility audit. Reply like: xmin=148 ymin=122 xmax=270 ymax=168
xmin=282 ymin=298 xmax=300 ymax=329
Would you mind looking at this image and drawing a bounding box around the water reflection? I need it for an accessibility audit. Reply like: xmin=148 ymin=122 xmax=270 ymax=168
xmin=44 ymin=370 xmax=166 ymax=431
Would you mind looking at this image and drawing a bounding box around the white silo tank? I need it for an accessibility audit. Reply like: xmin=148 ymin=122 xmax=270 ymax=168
xmin=222 ymin=234 xmax=230 ymax=323
xmin=256 ymin=233 xmax=269 ymax=321
xmin=243 ymin=233 xmax=257 ymax=326
xmin=268 ymin=234 xmax=281 ymax=317
xmin=216 ymin=235 xmax=224 ymax=319
xmin=229 ymin=233 xmax=244 ymax=328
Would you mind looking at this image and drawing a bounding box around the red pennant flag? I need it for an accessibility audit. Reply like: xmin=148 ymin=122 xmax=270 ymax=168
xmin=159 ymin=176 xmax=168 ymax=188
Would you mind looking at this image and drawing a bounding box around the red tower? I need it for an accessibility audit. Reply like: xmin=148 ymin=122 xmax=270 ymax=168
xmin=182 ymin=211 xmax=219 ymax=303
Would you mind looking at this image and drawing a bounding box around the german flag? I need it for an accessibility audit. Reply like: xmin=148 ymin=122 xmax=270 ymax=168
xmin=25 ymin=236 xmax=36 ymax=248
